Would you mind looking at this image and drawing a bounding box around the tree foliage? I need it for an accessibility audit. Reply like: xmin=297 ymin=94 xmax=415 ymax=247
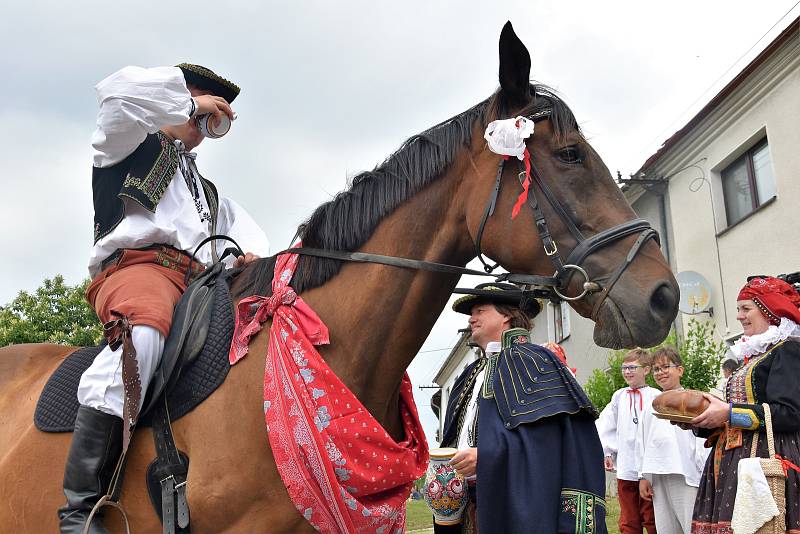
xmin=0 ymin=275 xmax=103 ymax=347
xmin=585 ymin=319 xmax=727 ymax=412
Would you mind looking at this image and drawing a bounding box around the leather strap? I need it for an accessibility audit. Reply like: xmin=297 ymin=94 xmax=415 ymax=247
xmin=590 ymin=228 xmax=658 ymax=319
xmin=474 ymin=159 xmax=505 ymax=273
xmin=103 ymin=316 xmax=140 ymax=454
xmin=185 ymin=234 xmax=244 ymax=284
xmin=152 ymin=398 xmax=190 ymax=533
xmin=275 ymin=246 xmax=559 ymax=289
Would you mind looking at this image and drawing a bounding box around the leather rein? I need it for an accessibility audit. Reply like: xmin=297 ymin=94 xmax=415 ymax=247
xmin=275 ymin=107 xmax=659 ymax=317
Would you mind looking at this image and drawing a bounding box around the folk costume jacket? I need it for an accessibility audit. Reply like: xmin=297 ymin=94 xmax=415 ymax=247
xmin=438 ymin=329 xmax=608 ymax=534
xmin=89 ymin=66 xmax=269 ymax=277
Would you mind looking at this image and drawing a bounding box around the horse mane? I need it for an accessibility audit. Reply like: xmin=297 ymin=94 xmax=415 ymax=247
xmin=231 ymin=84 xmax=579 ymax=299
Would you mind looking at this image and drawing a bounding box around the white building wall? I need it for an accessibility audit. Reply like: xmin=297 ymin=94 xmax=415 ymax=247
xmin=649 ymin=36 xmax=800 ymax=339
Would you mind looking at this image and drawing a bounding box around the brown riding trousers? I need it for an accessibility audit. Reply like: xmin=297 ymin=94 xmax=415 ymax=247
xmin=86 ymin=246 xmax=203 ymax=337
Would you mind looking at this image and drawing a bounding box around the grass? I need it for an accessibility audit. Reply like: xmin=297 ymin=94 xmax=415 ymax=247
xmin=606 ymin=495 xmax=621 ymax=534
xmin=406 ymin=499 xmax=433 ymax=531
xmin=407 ymin=495 xmax=621 ymax=533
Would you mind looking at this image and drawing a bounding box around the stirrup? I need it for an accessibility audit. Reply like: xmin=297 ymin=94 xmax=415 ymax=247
xmin=83 ymin=495 xmax=130 ymax=534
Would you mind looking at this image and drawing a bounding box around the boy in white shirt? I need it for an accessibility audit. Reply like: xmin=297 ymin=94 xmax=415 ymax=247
xmin=596 ymin=348 xmax=658 ymax=534
xmin=638 ymin=347 xmax=710 ymax=533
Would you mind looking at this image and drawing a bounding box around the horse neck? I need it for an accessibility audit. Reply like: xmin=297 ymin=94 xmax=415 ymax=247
xmin=303 ymin=164 xmax=474 ymax=438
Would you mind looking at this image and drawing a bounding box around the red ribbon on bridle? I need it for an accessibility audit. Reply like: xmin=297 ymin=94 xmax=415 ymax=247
xmin=508 ymin=147 xmax=532 ymax=220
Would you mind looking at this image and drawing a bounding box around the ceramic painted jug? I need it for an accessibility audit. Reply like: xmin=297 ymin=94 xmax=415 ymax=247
xmin=423 ymin=447 xmax=468 ymax=525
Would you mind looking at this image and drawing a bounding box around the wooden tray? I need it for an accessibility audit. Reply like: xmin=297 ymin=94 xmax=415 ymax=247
xmin=653 ymin=412 xmax=695 ymax=423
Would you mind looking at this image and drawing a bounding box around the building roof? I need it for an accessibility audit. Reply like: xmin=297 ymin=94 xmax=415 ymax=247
xmin=635 ymin=16 xmax=799 ymax=176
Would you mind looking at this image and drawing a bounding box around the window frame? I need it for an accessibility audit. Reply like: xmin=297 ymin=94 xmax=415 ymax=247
xmin=721 ymin=138 xmax=774 ymax=226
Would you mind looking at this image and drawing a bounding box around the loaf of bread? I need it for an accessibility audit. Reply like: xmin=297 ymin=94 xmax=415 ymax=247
xmin=652 ymin=389 xmax=710 ymax=418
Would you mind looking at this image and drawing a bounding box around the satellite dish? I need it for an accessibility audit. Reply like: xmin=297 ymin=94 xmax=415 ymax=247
xmin=676 ymin=271 xmax=713 ymax=315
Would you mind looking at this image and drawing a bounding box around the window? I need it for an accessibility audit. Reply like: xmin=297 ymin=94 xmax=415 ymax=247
xmin=547 ymin=301 xmax=571 ymax=343
xmin=721 ymin=139 xmax=776 ymax=226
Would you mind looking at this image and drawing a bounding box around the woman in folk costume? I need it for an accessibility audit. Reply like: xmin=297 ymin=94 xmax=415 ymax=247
xmin=59 ymin=64 xmax=269 ymax=533
xmin=690 ymin=276 xmax=800 ymax=533
xmin=438 ymin=283 xmax=607 ymax=534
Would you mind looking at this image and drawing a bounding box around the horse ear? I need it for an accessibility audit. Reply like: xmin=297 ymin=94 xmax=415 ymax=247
xmin=498 ymin=21 xmax=532 ymax=109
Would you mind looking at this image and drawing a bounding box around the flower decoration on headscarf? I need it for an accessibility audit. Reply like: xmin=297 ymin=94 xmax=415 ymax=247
xmin=737 ymin=276 xmax=800 ymax=325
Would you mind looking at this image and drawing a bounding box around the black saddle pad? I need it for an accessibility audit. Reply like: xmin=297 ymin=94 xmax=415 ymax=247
xmin=34 ymin=274 xmax=235 ymax=432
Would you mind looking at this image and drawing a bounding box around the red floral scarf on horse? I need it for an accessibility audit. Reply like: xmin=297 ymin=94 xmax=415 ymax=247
xmin=229 ymin=250 xmax=429 ymax=533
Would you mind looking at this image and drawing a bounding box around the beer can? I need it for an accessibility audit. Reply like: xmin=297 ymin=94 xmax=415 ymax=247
xmin=196 ymin=113 xmax=232 ymax=138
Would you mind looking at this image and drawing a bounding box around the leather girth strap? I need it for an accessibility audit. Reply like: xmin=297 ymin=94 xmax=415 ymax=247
xmin=150 ymin=397 xmax=190 ymax=534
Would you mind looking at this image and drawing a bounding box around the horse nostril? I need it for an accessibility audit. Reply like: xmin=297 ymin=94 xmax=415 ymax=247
xmin=649 ymin=282 xmax=678 ymax=320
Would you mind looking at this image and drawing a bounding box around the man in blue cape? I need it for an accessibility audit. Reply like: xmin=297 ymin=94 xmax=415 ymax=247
xmin=435 ymin=283 xmax=608 ymax=534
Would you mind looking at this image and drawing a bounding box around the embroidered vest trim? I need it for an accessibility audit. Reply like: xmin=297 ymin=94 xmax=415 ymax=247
xmin=92 ymin=132 xmax=218 ymax=243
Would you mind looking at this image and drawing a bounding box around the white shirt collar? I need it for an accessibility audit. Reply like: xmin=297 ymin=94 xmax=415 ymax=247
xmin=485 ymin=341 xmax=501 ymax=354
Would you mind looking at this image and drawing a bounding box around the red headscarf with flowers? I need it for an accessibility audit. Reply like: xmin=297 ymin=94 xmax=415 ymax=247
xmin=737 ymin=276 xmax=800 ymax=325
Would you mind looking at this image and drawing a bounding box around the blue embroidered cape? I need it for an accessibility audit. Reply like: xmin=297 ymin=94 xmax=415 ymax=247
xmin=437 ymin=330 xmax=608 ymax=534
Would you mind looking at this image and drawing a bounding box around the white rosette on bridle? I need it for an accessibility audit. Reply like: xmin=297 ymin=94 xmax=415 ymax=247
xmin=484 ymin=116 xmax=535 ymax=159
xmin=483 ymin=116 xmax=536 ymax=219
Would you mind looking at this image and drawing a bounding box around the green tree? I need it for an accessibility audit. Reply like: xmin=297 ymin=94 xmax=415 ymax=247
xmin=585 ymin=319 xmax=727 ymax=412
xmin=0 ymin=275 xmax=103 ymax=347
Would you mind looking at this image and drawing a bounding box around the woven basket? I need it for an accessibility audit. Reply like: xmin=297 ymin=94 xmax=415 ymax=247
xmin=751 ymin=403 xmax=787 ymax=534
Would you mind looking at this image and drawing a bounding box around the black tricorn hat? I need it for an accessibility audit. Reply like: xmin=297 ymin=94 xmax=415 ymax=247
xmin=452 ymin=282 xmax=542 ymax=317
xmin=177 ymin=63 xmax=240 ymax=104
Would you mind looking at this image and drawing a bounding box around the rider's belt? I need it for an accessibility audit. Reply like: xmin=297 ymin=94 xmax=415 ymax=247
xmin=100 ymin=245 xmax=205 ymax=275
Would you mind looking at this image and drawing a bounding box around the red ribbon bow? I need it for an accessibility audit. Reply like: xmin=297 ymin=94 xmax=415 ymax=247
xmin=776 ymin=454 xmax=800 ymax=476
xmin=627 ymin=388 xmax=643 ymax=411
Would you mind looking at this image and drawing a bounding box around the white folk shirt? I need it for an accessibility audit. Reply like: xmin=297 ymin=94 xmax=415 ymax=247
xmin=88 ymin=66 xmax=269 ymax=277
xmin=637 ymin=390 xmax=710 ymax=487
xmin=595 ymin=385 xmax=660 ymax=481
xmin=456 ymin=341 xmax=500 ymax=482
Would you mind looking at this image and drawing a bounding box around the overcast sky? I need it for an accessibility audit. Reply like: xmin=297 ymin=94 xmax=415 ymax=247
xmin=1 ymin=1 xmax=798 ymax=444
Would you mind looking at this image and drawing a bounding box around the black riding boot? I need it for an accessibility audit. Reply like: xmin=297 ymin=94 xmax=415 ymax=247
xmin=58 ymin=405 xmax=124 ymax=534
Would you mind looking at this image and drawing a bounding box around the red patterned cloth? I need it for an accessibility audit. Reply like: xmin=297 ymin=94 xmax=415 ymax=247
xmin=542 ymin=341 xmax=577 ymax=376
xmin=738 ymin=276 xmax=800 ymax=325
xmin=229 ymin=249 xmax=429 ymax=533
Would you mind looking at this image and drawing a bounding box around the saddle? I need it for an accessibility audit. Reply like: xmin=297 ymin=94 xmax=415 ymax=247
xmin=34 ymin=261 xmax=234 ymax=432
xmin=35 ymin=258 xmax=236 ymax=534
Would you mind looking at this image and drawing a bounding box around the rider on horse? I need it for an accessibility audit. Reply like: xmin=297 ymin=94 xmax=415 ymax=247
xmin=58 ymin=63 xmax=270 ymax=533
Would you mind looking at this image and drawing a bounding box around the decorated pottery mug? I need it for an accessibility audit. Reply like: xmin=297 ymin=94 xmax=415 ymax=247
xmin=196 ymin=112 xmax=234 ymax=138
xmin=423 ymin=447 xmax=468 ymax=525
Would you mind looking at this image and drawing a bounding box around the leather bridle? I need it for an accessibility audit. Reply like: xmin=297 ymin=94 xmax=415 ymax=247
xmin=472 ymin=108 xmax=660 ymax=318
xmin=274 ymin=107 xmax=660 ymax=316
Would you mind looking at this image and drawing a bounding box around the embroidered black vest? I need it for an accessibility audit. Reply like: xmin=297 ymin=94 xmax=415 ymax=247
xmin=92 ymin=132 xmax=219 ymax=243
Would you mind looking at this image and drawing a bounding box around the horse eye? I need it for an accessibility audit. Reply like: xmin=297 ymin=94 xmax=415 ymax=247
xmin=556 ymin=146 xmax=584 ymax=164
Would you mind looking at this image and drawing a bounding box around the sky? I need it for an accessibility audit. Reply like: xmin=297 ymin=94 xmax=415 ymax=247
xmin=1 ymin=1 xmax=798 ymax=445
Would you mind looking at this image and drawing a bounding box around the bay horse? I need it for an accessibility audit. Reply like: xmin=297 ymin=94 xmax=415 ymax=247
xmin=0 ymin=23 xmax=677 ymax=533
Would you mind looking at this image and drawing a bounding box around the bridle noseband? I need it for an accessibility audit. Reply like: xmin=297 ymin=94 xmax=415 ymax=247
xmin=273 ymin=107 xmax=659 ymax=318
xmin=473 ymin=107 xmax=659 ymax=316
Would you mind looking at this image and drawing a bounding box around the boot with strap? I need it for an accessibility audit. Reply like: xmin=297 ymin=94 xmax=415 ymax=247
xmin=58 ymin=405 xmax=123 ymax=534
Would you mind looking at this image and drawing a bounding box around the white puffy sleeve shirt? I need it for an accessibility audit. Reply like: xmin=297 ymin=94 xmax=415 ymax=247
xmin=88 ymin=66 xmax=269 ymax=277
xmin=637 ymin=392 xmax=710 ymax=487
xmin=595 ymin=386 xmax=660 ymax=481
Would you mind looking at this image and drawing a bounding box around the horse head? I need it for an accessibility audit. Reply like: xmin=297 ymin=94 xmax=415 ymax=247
xmin=460 ymin=22 xmax=678 ymax=348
